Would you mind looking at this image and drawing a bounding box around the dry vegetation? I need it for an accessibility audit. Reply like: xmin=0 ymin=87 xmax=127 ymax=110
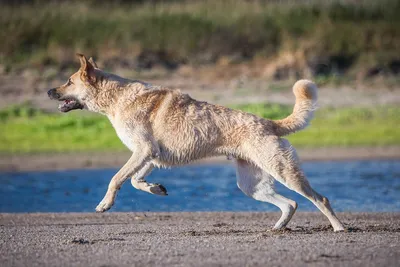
xmin=0 ymin=0 xmax=399 ymax=81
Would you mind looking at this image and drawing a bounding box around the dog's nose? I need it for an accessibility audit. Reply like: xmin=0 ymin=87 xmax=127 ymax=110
xmin=47 ymin=88 xmax=60 ymax=99
xmin=47 ymin=88 xmax=54 ymax=96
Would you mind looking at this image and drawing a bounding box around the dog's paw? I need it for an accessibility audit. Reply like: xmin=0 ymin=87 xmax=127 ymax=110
xmin=95 ymin=199 xmax=114 ymax=212
xmin=149 ymin=183 xmax=168 ymax=196
xmin=334 ymin=227 xmax=346 ymax=233
xmin=270 ymin=227 xmax=292 ymax=233
xmin=332 ymin=223 xmax=345 ymax=232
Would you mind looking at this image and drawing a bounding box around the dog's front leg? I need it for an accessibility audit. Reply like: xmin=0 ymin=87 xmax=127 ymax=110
xmin=131 ymin=163 xmax=168 ymax=196
xmin=95 ymin=146 xmax=157 ymax=212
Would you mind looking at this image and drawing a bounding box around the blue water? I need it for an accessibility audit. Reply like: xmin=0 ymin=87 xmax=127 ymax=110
xmin=0 ymin=160 xmax=399 ymax=213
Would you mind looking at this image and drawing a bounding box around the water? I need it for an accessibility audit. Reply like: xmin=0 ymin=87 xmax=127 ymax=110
xmin=0 ymin=160 xmax=399 ymax=213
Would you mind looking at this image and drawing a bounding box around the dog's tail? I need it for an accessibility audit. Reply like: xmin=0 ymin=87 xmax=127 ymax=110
xmin=273 ymin=79 xmax=318 ymax=136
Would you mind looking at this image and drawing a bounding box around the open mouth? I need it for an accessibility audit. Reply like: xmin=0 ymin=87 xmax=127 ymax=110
xmin=58 ymin=97 xmax=84 ymax=112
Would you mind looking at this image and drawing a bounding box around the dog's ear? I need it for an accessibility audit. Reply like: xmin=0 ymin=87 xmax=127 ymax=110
xmin=76 ymin=53 xmax=96 ymax=84
xmin=88 ymin=57 xmax=99 ymax=69
xmin=77 ymin=53 xmax=94 ymax=72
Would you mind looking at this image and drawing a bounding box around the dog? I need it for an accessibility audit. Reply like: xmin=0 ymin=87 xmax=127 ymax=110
xmin=48 ymin=54 xmax=344 ymax=232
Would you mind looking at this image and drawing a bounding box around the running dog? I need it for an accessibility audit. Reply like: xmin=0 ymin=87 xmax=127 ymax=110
xmin=47 ymin=54 xmax=345 ymax=231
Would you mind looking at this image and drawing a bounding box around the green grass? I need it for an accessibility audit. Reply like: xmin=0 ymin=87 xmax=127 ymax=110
xmin=1 ymin=104 xmax=399 ymax=154
xmin=1 ymin=0 xmax=399 ymax=77
xmin=0 ymin=106 xmax=124 ymax=153
xmin=234 ymin=103 xmax=400 ymax=147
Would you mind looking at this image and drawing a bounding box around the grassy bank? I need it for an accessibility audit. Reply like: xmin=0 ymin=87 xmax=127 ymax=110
xmin=1 ymin=104 xmax=399 ymax=154
xmin=1 ymin=0 xmax=399 ymax=79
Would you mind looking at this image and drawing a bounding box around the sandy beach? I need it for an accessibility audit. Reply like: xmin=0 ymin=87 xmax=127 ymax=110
xmin=1 ymin=146 xmax=399 ymax=172
xmin=0 ymin=212 xmax=399 ymax=267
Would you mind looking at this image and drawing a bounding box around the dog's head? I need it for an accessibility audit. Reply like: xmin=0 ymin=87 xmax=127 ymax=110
xmin=47 ymin=54 xmax=100 ymax=113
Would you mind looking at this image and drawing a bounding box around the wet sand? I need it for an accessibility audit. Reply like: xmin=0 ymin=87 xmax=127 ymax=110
xmin=0 ymin=212 xmax=399 ymax=267
xmin=1 ymin=146 xmax=399 ymax=172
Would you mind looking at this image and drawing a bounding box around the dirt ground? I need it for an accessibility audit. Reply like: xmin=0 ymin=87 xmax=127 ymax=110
xmin=0 ymin=212 xmax=399 ymax=267
xmin=1 ymin=146 xmax=399 ymax=172
xmin=1 ymin=71 xmax=400 ymax=110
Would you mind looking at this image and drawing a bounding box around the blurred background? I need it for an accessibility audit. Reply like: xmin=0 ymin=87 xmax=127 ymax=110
xmin=1 ymin=0 xmax=400 ymax=154
xmin=0 ymin=0 xmax=399 ymax=212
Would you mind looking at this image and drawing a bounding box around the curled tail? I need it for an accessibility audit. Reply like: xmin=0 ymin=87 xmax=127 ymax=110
xmin=274 ymin=79 xmax=318 ymax=136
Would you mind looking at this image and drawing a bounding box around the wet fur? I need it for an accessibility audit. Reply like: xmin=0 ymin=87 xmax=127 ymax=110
xmin=48 ymin=54 xmax=344 ymax=232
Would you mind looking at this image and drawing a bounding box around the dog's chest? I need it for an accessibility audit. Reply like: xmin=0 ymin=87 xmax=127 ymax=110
xmin=116 ymin=128 xmax=136 ymax=151
xmin=108 ymin=118 xmax=136 ymax=151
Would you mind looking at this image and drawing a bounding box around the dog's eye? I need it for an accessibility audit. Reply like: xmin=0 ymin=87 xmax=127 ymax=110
xmin=67 ymin=79 xmax=73 ymax=86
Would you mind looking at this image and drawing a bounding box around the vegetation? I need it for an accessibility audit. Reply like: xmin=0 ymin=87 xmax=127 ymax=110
xmin=233 ymin=103 xmax=400 ymax=147
xmin=1 ymin=104 xmax=399 ymax=154
xmin=1 ymin=0 xmax=399 ymax=79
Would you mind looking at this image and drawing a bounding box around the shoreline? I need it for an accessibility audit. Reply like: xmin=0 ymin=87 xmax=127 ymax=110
xmin=0 ymin=146 xmax=399 ymax=172
xmin=0 ymin=212 xmax=399 ymax=267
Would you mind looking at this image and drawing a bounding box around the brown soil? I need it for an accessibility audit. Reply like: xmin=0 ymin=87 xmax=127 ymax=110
xmin=0 ymin=146 xmax=400 ymax=171
xmin=0 ymin=146 xmax=399 ymax=172
xmin=1 ymin=67 xmax=400 ymax=111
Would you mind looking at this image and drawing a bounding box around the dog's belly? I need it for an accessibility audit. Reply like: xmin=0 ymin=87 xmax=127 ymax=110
xmin=152 ymin=143 xmax=223 ymax=167
xmin=151 ymin=153 xmax=219 ymax=168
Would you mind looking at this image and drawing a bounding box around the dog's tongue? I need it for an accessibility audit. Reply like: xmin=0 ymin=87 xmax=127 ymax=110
xmin=58 ymin=99 xmax=75 ymax=110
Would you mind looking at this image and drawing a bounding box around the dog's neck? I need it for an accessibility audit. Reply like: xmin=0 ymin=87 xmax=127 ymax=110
xmin=86 ymin=72 xmax=150 ymax=116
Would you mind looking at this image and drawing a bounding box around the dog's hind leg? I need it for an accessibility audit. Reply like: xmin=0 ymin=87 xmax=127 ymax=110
xmin=279 ymin=170 xmax=344 ymax=231
xmin=235 ymin=159 xmax=298 ymax=230
xmin=131 ymin=163 xmax=168 ymax=196
xmin=256 ymin=138 xmax=345 ymax=232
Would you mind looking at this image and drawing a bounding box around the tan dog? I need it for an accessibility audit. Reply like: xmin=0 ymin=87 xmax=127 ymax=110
xmin=48 ymin=54 xmax=344 ymax=232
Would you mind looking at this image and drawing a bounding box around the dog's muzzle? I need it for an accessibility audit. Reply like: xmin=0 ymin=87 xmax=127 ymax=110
xmin=47 ymin=88 xmax=61 ymax=100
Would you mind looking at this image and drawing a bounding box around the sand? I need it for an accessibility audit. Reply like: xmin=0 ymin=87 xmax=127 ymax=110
xmin=0 ymin=212 xmax=399 ymax=267
xmin=2 ymin=72 xmax=400 ymax=110
xmin=1 ymin=146 xmax=399 ymax=172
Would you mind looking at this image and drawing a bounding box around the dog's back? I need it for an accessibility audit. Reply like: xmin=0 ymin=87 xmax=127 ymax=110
xmin=118 ymin=80 xmax=316 ymax=167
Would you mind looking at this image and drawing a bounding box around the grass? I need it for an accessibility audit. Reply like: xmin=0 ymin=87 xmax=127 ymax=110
xmin=1 ymin=0 xmax=399 ymax=77
xmin=233 ymin=103 xmax=400 ymax=147
xmin=1 ymin=104 xmax=399 ymax=154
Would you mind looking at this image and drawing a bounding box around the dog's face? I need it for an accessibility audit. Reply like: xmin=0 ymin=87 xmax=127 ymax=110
xmin=48 ymin=54 xmax=98 ymax=112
